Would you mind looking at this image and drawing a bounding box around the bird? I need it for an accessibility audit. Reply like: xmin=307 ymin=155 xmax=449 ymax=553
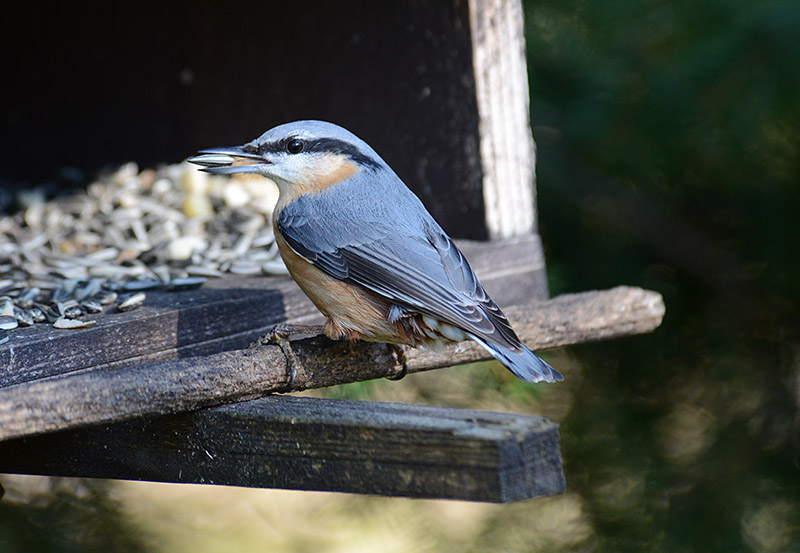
xmin=189 ymin=120 xmax=563 ymax=383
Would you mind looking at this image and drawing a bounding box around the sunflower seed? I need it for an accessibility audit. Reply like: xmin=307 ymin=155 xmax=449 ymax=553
xmin=252 ymin=230 xmax=275 ymax=248
xmin=166 ymin=277 xmax=206 ymax=291
xmin=73 ymin=279 xmax=101 ymax=301
xmin=185 ymin=265 xmax=224 ymax=278
xmin=117 ymin=292 xmax=146 ymax=312
xmin=151 ymin=266 xmax=172 ymax=285
xmin=46 ymin=303 xmax=66 ymax=322
xmin=91 ymin=290 xmax=118 ymax=305
xmin=0 ymin=315 xmax=18 ymax=330
xmin=261 ymin=260 xmax=290 ymax=275
xmin=51 ymin=285 xmax=74 ymax=302
xmin=101 ymin=280 xmax=124 ymax=292
xmin=189 ymin=153 xmax=236 ymax=167
xmin=2 ymin=160 xmax=283 ymax=334
xmin=28 ymin=305 xmax=47 ymax=323
xmin=64 ymin=304 xmax=86 ymax=319
xmin=80 ymin=300 xmax=103 ymax=314
xmin=14 ymin=307 xmax=35 ymax=327
xmin=85 ymin=247 xmax=120 ymax=262
xmin=16 ymin=287 xmax=40 ymax=308
xmin=229 ymin=259 xmax=262 ymax=275
xmin=121 ymin=279 xmax=161 ymax=292
xmin=27 ymin=278 xmax=61 ymax=290
xmin=0 ymin=280 xmax=16 ymax=292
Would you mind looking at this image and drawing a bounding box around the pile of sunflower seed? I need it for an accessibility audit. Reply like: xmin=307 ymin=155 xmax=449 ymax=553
xmin=0 ymin=162 xmax=285 ymax=343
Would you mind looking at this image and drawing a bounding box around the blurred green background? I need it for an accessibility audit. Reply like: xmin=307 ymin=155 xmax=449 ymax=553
xmin=528 ymin=0 xmax=800 ymax=550
xmin=2 ymin=0 xmax=799 ymax=551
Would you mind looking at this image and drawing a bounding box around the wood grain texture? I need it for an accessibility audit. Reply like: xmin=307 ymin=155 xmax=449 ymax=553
xmin=0 ymin=396 xmax=565 ymax=503
xmin=0 ymin=285 xmax=664 ymax=441
xmin=469 ymin=0 xmax=537 ymax=238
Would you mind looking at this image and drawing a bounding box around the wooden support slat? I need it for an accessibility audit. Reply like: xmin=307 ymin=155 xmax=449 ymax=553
xmin=0 ymin=285 xmax=664 ymax=441
xmin=0 ymin=396 xmax=565 ymax=503
xmin=469 ymin=0 xmax=538 ymax=238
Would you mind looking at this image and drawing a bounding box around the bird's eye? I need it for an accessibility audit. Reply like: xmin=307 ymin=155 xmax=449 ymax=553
xmin=287 ymin=139 xmax=305 ymax=154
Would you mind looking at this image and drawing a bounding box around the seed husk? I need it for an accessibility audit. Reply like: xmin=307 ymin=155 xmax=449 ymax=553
xmin=53 ymin=318 xmax=96 ymax=329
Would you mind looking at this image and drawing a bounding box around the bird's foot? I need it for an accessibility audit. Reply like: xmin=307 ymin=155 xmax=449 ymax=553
xmin=255 ymin=324 xmax=325 ymax=391
xmin=386 ymin=344 xmax=409 ymax=380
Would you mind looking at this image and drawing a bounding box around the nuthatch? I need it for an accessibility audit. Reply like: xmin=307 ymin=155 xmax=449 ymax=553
xmin=190 ymin=120 xmax=562 ymax=383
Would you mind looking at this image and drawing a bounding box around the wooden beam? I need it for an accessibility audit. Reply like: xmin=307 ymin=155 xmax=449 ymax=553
xmin=0 ymin=396 xmax=565 ymax=503
xmin=0 ymin=285 xmax=664 ymax=441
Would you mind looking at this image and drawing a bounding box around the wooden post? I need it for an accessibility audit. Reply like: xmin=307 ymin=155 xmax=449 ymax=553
xmin=469 ymin=0 xmax=538 ymax=239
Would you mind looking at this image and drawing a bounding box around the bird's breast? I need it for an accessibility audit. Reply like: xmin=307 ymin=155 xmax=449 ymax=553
xmin=273 ymin=220 xmax=400 ymax=342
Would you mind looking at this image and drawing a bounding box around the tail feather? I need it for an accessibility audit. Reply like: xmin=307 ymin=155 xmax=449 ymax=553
xmin=470 ymin=335 xmax=564 ymax=383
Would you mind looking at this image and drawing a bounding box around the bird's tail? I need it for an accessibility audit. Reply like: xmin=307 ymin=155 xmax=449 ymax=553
xmin=470 ymin=335 xmax=564 ymax=383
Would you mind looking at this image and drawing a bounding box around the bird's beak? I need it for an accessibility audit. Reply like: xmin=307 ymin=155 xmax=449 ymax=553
xmin=188 ymin=146 xmax=270 ymax=175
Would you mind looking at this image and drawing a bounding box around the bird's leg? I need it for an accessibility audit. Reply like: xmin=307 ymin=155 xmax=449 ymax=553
xmin=257 ymin=323 xmax=326 ymax=344
xmin=255 ymin=323 xmax=325 ymax=391
xmin=386 ymin=344 xmax=409 ymax=380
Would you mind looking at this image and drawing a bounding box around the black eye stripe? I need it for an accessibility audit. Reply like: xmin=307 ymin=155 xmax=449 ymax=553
xmin=305 ymin=138 xmax=382 ymax=169
xmin=254 ymin=137 xmax=381 ymax=169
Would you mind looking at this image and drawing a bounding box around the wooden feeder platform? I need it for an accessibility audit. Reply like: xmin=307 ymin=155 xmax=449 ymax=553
xmin=0 ymin=0 xmax=665 ymax=503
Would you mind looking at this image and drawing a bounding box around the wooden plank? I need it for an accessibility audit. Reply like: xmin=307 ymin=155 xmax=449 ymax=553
xmin=0 ymin=281 xmax=292 ymax=388
xmin=0 ymin=285 xmax=665 ymax=441
xmin=0 ymin=396 xmax=565 ymax=503
xmin=0 ymin=236 xmax=546 ymax=389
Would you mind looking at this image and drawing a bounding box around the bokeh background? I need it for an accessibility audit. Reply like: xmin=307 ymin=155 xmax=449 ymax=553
xmin=2 ymin=0 xmax=799 ymax=551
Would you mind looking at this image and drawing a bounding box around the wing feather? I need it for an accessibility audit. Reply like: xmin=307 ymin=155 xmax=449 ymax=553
xmin=277 ymin=180 xmax=523 ymax=351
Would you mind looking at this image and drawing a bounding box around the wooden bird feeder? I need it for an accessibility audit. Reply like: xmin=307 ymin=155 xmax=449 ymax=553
xmin=0 ymin=0 xmax=664 ymax=502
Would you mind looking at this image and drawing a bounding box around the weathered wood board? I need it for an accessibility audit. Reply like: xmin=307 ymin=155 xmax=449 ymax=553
xmin=0 ymin=236 xmax=547 ymax=389
xmin=0 ymin=233 xmax=664 ymax=502
xmin=0 ymin=284 xmax=664 ymax=441
xmin=0 ymin=396 xmax=565 ymax=503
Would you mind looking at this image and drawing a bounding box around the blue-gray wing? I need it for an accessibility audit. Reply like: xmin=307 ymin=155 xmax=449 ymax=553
xmin=276 ymin=182 xmax=522 ymax=351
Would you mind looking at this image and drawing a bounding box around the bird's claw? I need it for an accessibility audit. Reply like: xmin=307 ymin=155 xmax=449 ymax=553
xmin=255 ymin=324 xmax=324 ymax=392
xmin=386 ymin=344 xmax=409 ymax=380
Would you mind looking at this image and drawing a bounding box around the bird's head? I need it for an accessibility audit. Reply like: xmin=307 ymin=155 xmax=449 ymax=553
xmin=189 ymin=120 xmax=385 ymax=197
